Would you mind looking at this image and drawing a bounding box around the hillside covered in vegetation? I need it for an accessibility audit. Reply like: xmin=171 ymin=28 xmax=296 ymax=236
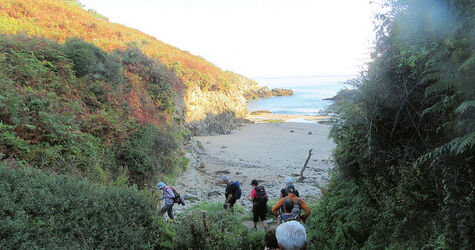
xmin=0 ymin=34 xmax=188 ymax=187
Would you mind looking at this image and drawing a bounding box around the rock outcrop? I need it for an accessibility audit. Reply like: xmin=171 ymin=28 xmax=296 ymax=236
xmin=225 ymin=71 xmax=293 ymax=100
xmin=243 ymin=86 xmax=294 ymax=100
xmin=183 ymin=72 xmax=292 ymax=135
xmin=184 ymin=84 xmax=251 ymax=135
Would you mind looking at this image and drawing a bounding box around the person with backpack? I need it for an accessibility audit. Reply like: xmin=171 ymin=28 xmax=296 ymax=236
xmin=280 ymin=176 xmax=300 ymax=199
xmin=276 ymin=198 xmax=300 ymax=226
xmin=272 ymin=188 xmax=311 ymax=223
xmin=247 ymin=179 xmax=268 ymax=231
xmin=222 ymin=175 xmax=241 ymax=214
xmin=157 ymin=182 xmax=177 ymax=223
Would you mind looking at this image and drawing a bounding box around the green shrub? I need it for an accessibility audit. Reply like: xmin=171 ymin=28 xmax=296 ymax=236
xmin=118 ymin=124 xmax=187 ymax=188
xmin=0 ymin=166 xmax=173 ymax=249
xmin=0 ymin=168 xmax=268 ymax=249
xmin=62 ymin=38 xmax=122 ymax=82
xmin=172 ymin=202 xmax=264 ymax=250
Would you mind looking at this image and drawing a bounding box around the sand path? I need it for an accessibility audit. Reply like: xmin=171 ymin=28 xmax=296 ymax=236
xmin=174 ymin=121 xmax=335 ymax=212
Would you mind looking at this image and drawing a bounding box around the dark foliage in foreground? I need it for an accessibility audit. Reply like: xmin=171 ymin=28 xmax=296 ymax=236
xmin=0 ymin=166 xmax=174 ymax=249
xmin=308 ymin=0 xmax=474 ymax=248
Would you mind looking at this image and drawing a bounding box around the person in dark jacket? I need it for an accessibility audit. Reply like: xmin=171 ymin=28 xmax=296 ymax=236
xmin=247 ymin=179 xmax=268 ymax=230
xmin=222 ymin=175 xmax=238 ymax=214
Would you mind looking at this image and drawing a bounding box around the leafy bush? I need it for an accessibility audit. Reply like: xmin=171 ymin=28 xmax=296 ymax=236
xmin=172 ymin=202 xmax=265 ymax=250
xmin=0 ymin=166 xmax=174 ymax=249
xmin=0 ymin=167 xmax=268 ymax=249
xmin=118 ymin=124 xmax=188 ymax=188
xmin=62 ymin=38 xmax=122 ymax=82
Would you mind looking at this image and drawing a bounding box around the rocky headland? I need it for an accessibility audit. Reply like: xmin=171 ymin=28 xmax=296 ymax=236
xmin=243 ymin=86 xmax=294 ymax=100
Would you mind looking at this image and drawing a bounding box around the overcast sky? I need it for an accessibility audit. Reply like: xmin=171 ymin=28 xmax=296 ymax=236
xmin=79 ymin=0 xmax=377 ymax=78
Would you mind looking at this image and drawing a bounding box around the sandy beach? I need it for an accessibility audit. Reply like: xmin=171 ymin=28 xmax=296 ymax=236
xmin=174 ymin=118 xmax=335 ymax=211
xmin=246 ymin=112 xmax=331 ymax=123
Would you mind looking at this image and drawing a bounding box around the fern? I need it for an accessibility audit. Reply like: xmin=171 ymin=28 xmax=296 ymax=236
xmin=421 ymin=94 xmax=457 ymax=117
xmin=414 ymin=138 xmax=459 ymax=168
xmin=455 ymin=100 xmax=475 ymax=114
xmin=414 ymin=132 xmax=474 ymax=168
xmin=457 ymin=131 xmax=475 ymax=155
xmin=424 ymin=79 xmax=453 ymax=97
xmin=421 ymin=72 xmax=442 ymax=85
xmin=458 ymin=55 xmax=475 ymax=72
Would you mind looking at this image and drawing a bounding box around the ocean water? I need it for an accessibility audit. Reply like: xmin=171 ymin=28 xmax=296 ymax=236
xmin=247 ymin=75 xmax=354 ymax=116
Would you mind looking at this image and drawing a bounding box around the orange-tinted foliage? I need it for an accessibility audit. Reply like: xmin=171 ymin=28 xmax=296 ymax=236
xmin=0 ymin=0 xmax=235 ymax=91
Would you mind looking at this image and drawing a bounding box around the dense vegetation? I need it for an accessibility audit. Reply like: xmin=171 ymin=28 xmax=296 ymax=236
xmin=0 ymin=166 xmax=174 ymax=249
xmin=308 ymin=0 xmax=474 ymax=248
xmin=0 ymin=34 xmax=187 ymax=187
xmin=1 ymin=166 xmax=267 ymax=249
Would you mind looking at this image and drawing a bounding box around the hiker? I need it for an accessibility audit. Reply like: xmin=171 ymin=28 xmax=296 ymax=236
xmin=276 ymin=198 xmax=300 ymax=226
xmin=157 ymin=182 xmax=177 ymax=223
xmin=247 ymin=179 xmax=268 ymax=231
xmin=222 ymin=175 xmax=241 ymax=214
xmin=272 ymin=189 xmax=311 ymax=223
xmin=264 ymin=228 xmax=280 ymax=250
xmin=275 ymin=221 xmax=307 ymax=250
xmin=280 ymin=176 xmax=299 ymax=199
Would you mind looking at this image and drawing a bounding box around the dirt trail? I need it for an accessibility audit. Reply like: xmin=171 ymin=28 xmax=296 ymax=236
xmin=174 ymin=122 xmax=335 ymax=213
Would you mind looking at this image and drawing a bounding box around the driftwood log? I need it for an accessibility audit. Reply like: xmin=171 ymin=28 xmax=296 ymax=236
xmin=299 ymin=149 xmax=313 ymax=180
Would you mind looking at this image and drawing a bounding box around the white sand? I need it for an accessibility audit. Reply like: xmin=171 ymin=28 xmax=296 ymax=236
xmin=174 ymin=121 xmax=335 ymax=210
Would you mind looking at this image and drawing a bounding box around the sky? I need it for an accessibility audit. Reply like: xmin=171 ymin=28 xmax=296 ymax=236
xmin=79 ymin=0 xmax=378 ymax=78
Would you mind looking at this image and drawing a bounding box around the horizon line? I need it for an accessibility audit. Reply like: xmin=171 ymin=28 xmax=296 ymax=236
xmin=249 ymin=74 xmax=357 ymax=79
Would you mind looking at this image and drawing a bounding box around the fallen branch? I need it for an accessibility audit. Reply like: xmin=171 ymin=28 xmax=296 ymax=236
xmin=300 ymin=149 xmax=313 ymax=180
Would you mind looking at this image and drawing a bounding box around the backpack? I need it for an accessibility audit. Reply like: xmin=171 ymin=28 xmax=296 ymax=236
xmin=233 ymin=181 xmax=242 ymax=199
xmin=168 ymin=186 xmax=185 ymax=206
xmin=254 ymin=185 xmax=268 ymax=204
xmin=282 ymin=186 xmax=299 ymax=197
xmin=284 ymin=197 xmax=301 ymax=217
xmin=279 ymin=213 xmax=300 ymax=223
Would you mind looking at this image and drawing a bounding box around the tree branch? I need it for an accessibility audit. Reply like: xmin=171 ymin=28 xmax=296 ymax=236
xmin=300 ymin=149 xmax=313 ymax=180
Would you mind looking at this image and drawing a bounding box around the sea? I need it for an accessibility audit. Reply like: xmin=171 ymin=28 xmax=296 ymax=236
xmin=247 ymin=75 xmax=354 ymax=117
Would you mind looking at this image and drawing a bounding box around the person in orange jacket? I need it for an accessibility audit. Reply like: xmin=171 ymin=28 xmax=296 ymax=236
xmin=272 ymin=190 xmax=311 ymax=223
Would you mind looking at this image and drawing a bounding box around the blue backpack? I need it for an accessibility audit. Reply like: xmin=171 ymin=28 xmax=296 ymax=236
xmin=233 ymin=181 xmax=242 ymax=199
